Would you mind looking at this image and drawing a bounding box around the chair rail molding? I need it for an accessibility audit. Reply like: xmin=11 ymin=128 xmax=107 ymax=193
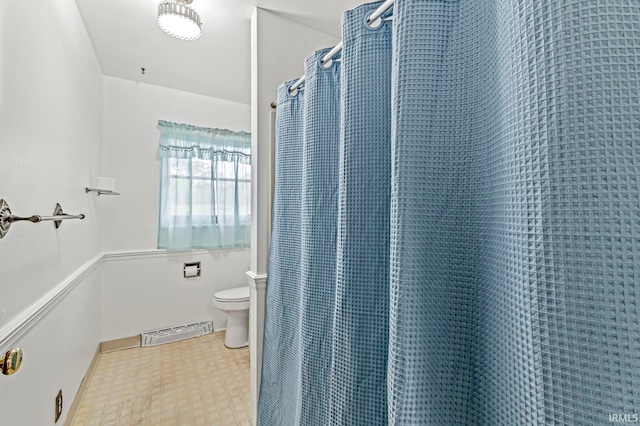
xmin=102 ymin=247 xmax=250 ymax=262
xmin=246 ymin=271 xmax=267 ymax=290
xmin=0 ymin=254 xmax=103 ymax=354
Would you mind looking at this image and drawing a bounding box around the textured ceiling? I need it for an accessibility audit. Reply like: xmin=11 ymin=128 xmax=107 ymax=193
xmin=75 ymin=0 xmax=363 ymax=105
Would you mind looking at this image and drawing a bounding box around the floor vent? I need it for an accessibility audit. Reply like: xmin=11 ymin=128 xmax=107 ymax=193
xmin=141 ymin=321 xmax=213 ymax=347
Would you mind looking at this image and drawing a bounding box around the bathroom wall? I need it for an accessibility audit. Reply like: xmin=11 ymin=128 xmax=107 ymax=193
xmin=0 ymin=0 xmax=103 ymax=424
xmin=0 ymin=1 xmax=334 ymax=424
xmin=100 ymin=76 xmax=251 ymax=340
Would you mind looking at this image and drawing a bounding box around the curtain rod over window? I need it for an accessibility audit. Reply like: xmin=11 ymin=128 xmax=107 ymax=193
xmin=157 ymin=120 xmax=250 ymax=139
xmin=157 ymin=120 xmax=251 ymax=158
xmin=287 ymin=0 xmax=396 ymax=95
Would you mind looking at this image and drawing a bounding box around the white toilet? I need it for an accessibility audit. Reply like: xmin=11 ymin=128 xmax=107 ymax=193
xmin=213 ymin=286 xmax=250 ymax=348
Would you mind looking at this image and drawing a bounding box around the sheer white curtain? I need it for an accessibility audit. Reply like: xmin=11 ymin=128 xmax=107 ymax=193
xmin=157 ymin=120 xmax=250 ymax=250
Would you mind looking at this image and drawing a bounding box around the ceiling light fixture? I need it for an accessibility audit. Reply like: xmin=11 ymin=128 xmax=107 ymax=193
xmin=158 ymin=0 xmax=202 ymax=41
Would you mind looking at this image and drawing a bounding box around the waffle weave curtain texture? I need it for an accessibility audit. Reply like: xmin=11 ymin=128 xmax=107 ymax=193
xmin=157 ymin=120 xmax=251 ymax=250
xmin=260 ymin=0 xmax=640 ymax=425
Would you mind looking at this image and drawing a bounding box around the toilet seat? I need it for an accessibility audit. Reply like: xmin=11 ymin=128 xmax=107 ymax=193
xmin=214 ymin=286 xmax=250 ymax=303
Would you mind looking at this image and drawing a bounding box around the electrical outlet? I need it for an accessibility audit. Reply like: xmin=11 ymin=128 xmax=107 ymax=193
xmin=55 ymin=390 xmax=63 ymax=423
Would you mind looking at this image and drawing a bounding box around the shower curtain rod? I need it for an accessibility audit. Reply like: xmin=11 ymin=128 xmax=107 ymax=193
xmin=288 ymin=0 xmax=395 ymax=94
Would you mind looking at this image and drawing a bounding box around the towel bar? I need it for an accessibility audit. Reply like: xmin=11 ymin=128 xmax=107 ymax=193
xmin=0 ymin=199 xmax=85 ymax=239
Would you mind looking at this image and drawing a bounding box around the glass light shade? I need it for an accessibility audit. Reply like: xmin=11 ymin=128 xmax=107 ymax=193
xmin=158 ymin=1 xmax=202 ymax=41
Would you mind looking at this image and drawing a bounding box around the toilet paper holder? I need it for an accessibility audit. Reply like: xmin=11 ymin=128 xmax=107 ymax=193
xmin=184 ymin=262 xmax=201 ymax=278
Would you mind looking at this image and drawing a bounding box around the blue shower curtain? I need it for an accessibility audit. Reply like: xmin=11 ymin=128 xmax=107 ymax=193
xmin=259 ymin=80 xmax=304 ymax=426
xmin=261 ymin=0 xmax=640 ymax=425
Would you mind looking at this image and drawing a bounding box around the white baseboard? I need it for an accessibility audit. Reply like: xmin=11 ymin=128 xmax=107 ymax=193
xmin=64 ymin=344 xmax=101 ymax=426
xmin=100 ymin=335 xmax=142 ymax=353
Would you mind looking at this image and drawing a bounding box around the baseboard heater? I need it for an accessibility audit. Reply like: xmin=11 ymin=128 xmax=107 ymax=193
xmin=141 ymin=321 xmax=213 ymax=347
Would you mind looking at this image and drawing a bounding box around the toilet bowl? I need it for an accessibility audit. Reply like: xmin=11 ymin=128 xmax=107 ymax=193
xmin=213 ymin=286 xmax=250 ymax=348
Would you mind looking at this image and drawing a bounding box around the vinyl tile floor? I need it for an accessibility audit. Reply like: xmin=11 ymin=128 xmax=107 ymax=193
xmin=72 ymin=332 xmax=250 ymax=426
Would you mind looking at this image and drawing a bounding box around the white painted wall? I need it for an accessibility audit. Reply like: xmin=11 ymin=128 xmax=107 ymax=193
xmin=0 ymin=0 xmax=103 ymax=335
xmin=100 ymin=76 xmax=251 ymax=340
xmin=0 ymin=1 xmax=336 ymax=424
xmin=101 ymin=76 xmax=250 ymax=251
xmin=0 ymin=0 xmax=103 ymax=423
xmin=1 ymin=263 xmax=102 ymax=425
xmin=100 ymin=249 xmax=250 ymax=341
xmin=249 ymin=9 xmax=340 ymax=424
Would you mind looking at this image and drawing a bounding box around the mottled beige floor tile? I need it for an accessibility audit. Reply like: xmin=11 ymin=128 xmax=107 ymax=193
xmin=73 ymin=332 xmax=250 ymax=426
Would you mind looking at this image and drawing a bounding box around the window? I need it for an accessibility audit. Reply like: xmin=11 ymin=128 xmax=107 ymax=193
xmin=157 ymin=120 xmax=250 ymax=250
